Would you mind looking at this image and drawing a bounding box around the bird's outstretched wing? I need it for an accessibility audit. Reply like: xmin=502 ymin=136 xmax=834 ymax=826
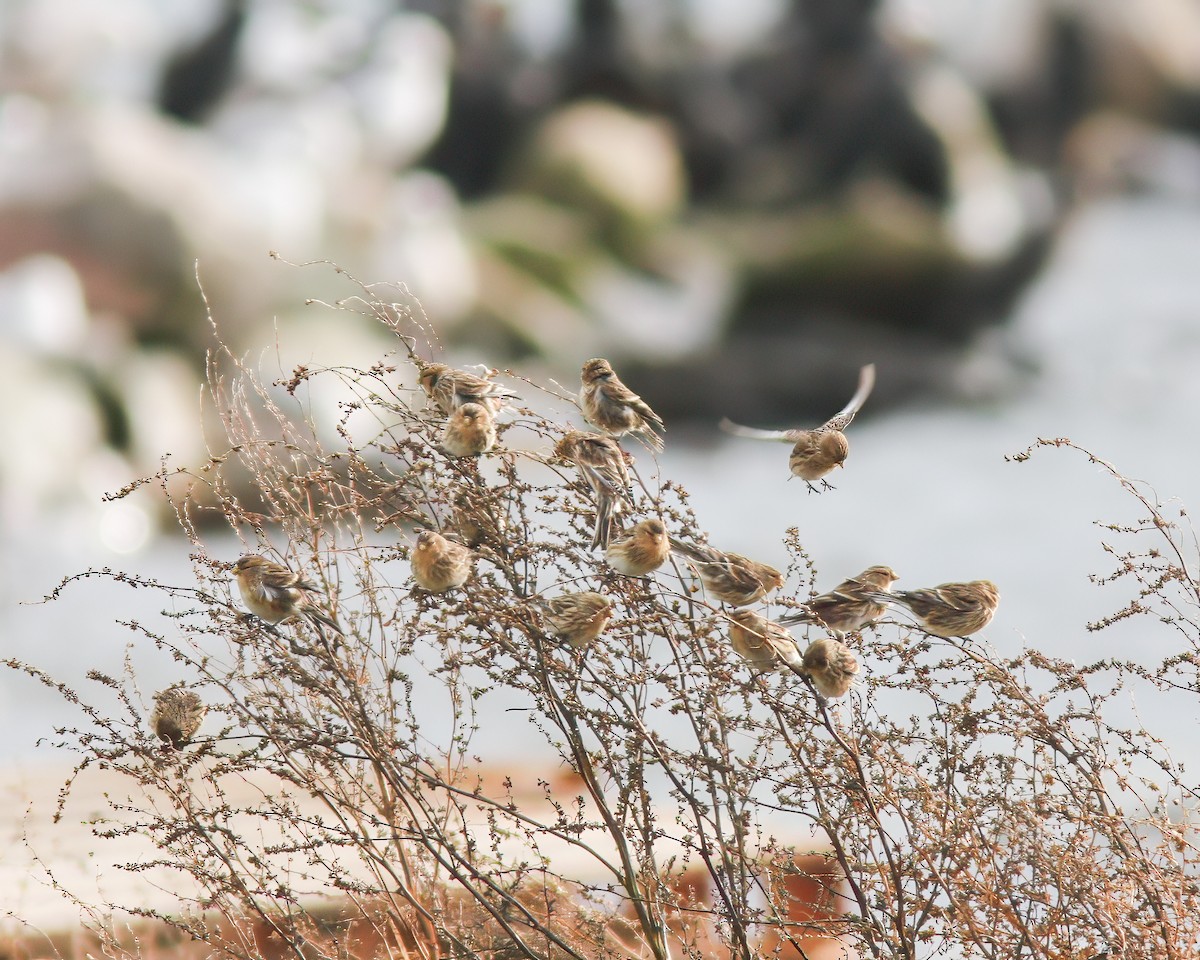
xmin=718 ymin=419 xmax=802 ymax=443
xmin=821 ymin=363 xmax=875 ymax=432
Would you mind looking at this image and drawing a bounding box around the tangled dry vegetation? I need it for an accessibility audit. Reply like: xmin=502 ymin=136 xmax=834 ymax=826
xmin=7 ymin=265 xmax=1200 ymax=960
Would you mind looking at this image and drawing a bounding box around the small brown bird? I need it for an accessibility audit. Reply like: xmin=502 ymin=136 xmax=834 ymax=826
xmin=411 ymin=530 xmax=474 ymax=593
xmin=780 ymin=565 xmax=900 ymax=634
xmin=533 ymin=591 xmax=614 ymax=648
xmin=801 ymin=637 xmax=860 ymax=698
xmin=151 ymin=686 xmax=207 ymax=748
xmin=669 ymin=537 xmax=784 ymax=606
xmin=720 ymin=363 xmax=875 ymax=491
xmin=450 ymin=489 xmax=499 ymax=547
xmin=579 ymin=358 xmax=665 ymax=451
xmin=883 ymin=580 xmax=1000 ymax=638
xmin=606 ymin=518 xmax=671 ymax=576
xmin=441 ymin=401 xmax=497 ymax=457
xmin=725 ymin=609 xmax=802 ymax=671
xmin=234 ymin=555 xmax=344 ymax=636
xmin=554 ymin=430 xmax=632 ymax=549
xmin=419 ymin=362 xmax=518 ymax=415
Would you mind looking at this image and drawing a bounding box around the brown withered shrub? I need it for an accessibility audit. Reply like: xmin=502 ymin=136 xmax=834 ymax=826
xmin=8 ymin=263 xmax=1200 ymax=960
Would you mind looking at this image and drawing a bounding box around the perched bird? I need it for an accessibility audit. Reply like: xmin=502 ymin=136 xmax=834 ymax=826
xmin=669 ymin=537 xmax=784 ymax=606
xmin=579 ymin=358 xmax=665 ymax=451
xmin=411 ymin=529 xmax=474 ymax=593
xmin=724 ymin=609 xmax=802 ymax=671
xmin=801 ymin=637 xmax=860 ymax=698
xmin=234 ymin=555 xmax=344 ymax=636
xmin=720 ymin=363 xmax=876 ymax=491
xmin=441 ymin=401 xmax=497 ymax=457
xmin=606 ymin=518 xmax=671 ymax=576
xmin=419 ymin=362 xmax=518 ymax=415
xmin=554 ymin=430 xmax=632 ymax=549
xmin=151 ymin=686 xmax=207 ymax=748
xmin=882 ymin=580 xmax=1000 ymax=638
xmin=450 ymin=489 xmax=499 ymax=547
xmin=779 ymin=565 xmax=900 ymax=634
xmin=532 ymin=591 xmax=614 ymax=648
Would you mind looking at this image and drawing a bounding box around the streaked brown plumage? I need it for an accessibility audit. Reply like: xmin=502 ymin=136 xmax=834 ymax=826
xmin=419 ymin=362 xmax=518 ymax=415
xmin=533 ymin=591 xmax=614 ymax=648
xmin=885 ymin=580 xmax=1000 ymax=637
xmin=411 ymin=530 xmax=474 ymax=593
xmin=801 ymin=637 xmax=860 ymax=698
xmin=720 ymin=363 xmax=875 ymax=490
xmin=451 ymin=489 xmax=499 ymax=547
xmin=441 ymin=401 xmax=497 ymax=457
xmin=605 ymin=518 xmax=670 ymax=576
xmin=725 ymin=609 xmax=802 ymax=671
xmin=669 ymin=537 xmax=784 ymax=606
xmin=580 ymin=358 xmax=665 ymax=450
xmin=554 ymin=430 xmax=632 ymax=549
xmin=151 ymin=686 xmax=207 ymax=748
xmin=780 ymin=565 xmax=899 ymax=634
xmin=234 ymin=554 xmax=344 ymax=636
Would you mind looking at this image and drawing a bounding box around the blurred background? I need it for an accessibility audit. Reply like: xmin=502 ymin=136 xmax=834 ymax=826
xmin=3 ymin=0 xmax=1200 ymax=762
xmin=4 ymin=0 xmax=1200 ymax=926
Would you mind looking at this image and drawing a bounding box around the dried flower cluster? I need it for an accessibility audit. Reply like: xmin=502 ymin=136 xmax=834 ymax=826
xmin=9 ymin=270 xmax=1199 ymax=960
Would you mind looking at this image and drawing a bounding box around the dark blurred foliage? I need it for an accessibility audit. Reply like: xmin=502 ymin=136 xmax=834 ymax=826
xmin=406 ymin=0 xmax=1053 ymax=415
xmin=158 ymin=0 xmax=248 ymax=124
xmin=421 ymin=0 xmax=955 ymax=208
xmin=984 ymin=10 xmax=1093 ymax=167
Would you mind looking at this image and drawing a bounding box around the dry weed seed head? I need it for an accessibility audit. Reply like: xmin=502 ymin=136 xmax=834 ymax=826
xmin=9 ymin=272 xmax=1199 ymax=960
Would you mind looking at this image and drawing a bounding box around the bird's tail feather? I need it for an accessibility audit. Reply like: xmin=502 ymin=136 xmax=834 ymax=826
xmin=667 ymin=537 xmax=720 ymax=563
xmin=592 ymin=501 xmax=613 ymax=550
xmin=304 ymin=608 xmax=345 ymax=637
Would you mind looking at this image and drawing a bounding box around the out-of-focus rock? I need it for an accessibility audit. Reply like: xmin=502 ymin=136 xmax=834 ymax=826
xmin=368 ymin=171 xmax=478 ymax=326
xmin=115 ymin=348 xmax=208 ymax=470
xmin=0 ymin=253 xmax=90 ymax=354
xmin=1112 ymin=0 xmax=1200 ymax=94
xmin=0 ymin=338 xmax=107 ymax=530
xmin=511 ymin=100 xmax=687 ymax=234
xmin=465 ymin=193 xmax=598 ymax=356
xmin=579 ymin=227 xmax=735 ymax=360
xmin=0 ymin=100 xmax=242 ymax=348
xmin=909 ymin=61 xmax=1050 ymax=261
xmin=351 ymin=15 xmax=453 ymax=168
xmin=462 ymin=98 xmax=731 ymax=361
xmin=1065 ymin=112 xmax=1200 ymax=201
